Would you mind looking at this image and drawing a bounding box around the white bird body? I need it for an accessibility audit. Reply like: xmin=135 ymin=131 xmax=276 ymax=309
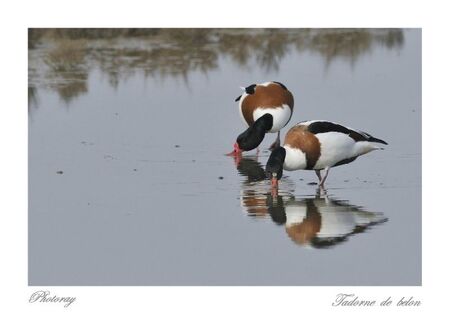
xmin=266 ymin=120 xmax=387 ymax=187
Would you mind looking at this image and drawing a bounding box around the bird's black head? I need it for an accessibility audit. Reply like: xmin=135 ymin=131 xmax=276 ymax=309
xmin=266 ymin=146 xmax=286 ymax=183
xmin=236 ymin=114 xmax=273 ymax=151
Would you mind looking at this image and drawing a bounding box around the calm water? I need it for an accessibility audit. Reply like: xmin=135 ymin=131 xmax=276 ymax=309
xmin=28 ymin=29 xmax=421 ymax=285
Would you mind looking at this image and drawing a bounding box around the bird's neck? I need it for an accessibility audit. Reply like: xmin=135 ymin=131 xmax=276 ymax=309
xmin=236 ymin=114 xmax=273 ymax=151
xmin=244 ymin=125 xmax=267 ymax=149
xmin=253 ymin=113 xmax=273 ymax=132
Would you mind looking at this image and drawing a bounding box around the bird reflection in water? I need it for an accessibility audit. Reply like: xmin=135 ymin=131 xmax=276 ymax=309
xmin=236 ymin=156 xmax=387 ymax=248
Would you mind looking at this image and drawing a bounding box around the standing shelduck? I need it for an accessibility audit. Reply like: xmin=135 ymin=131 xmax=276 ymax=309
xmin=265 ymin=120 xmax=388 ymax=187
xmin=228 ymin=81 xmax=294 ymax=155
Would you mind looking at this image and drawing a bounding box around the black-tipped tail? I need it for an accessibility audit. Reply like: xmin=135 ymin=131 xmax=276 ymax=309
xmin=369 ymin=137 xmax=388 ymax=145
xmin=360 ymin=131 xmax=388 ymax=145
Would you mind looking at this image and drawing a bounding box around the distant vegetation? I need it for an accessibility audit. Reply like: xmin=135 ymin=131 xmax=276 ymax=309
xmin=29 ymin=28 xmax=213 ymax=48
xmin=28 ymin=28 xmax=404 ymax=105
xmin=43 ymin=39 xmax=87 ymax=71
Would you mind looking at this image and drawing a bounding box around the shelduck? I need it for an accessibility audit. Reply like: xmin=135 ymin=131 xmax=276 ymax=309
xmin=233 ymin=156 xmax=387 ymax=248
xmin=265 ymin=120 xmax=388 ymax=187
xmin=228 ymin=81 xmax=294 ymax=155
xmin=267 ymin=194 xmax=387 ymax=247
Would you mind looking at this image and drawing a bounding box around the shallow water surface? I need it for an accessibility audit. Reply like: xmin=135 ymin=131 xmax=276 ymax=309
xmin=28 ymin=29 xmax=421 ymax=285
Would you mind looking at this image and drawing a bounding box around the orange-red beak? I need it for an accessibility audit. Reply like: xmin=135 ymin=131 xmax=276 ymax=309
xmin=271 ymin=176 xmax=279 ymax=197
xmin=271 ymin=176 xmax=278 ymax=189
xmin=226 ymin=142 xmax=242 ymax=156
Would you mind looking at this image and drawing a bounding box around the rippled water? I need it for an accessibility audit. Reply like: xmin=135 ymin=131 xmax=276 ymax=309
xmin=28 ymin=29 xmax=421 ymax=285
xmin=237 ymin=156 xmax=388 ymax=247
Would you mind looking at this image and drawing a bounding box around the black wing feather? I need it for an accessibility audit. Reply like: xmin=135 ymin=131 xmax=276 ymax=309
xmin=272 ymin=81 xmax=287 ymax=90
xmin=308 ymin=121 xmax=352 ymax=135
xmin=307 ymin=121 xmax=388 ymax=144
